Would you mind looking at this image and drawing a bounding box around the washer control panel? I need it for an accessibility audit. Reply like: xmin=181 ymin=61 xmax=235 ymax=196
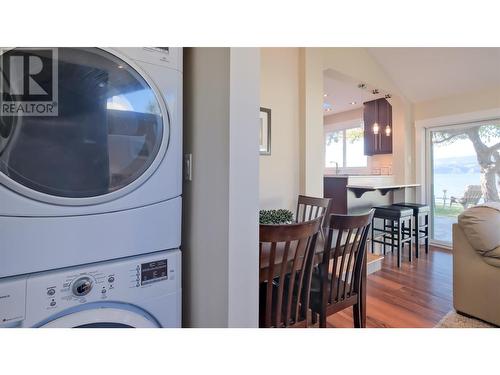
xmin=23 ymin=249 xmax=180 ymax=325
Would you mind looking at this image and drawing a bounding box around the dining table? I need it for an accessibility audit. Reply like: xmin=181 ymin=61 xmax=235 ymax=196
xmin=259 ymin=228 xmax=368 ymax=326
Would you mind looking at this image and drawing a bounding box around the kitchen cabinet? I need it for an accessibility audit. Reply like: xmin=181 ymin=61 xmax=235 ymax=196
xmin=363 ymin=98 xmax=393 ymax=155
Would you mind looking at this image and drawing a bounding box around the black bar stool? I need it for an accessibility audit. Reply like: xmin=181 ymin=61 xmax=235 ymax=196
xmin=371 ymin=205 xmax=413 ymax=268
xmin=392 ymin=202 xmax=430 ymax=258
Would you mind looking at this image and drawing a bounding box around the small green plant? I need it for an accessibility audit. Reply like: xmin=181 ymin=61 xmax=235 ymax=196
xmin=259 ymin=209 xmax=294 ymax=224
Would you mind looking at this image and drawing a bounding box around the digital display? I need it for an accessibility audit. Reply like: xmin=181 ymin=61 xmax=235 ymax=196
xmin=141 ymin=259 xmax=168 ymax=285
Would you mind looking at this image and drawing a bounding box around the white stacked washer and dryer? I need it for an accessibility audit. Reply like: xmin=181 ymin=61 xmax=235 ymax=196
xmin=0 ymin=47 xmax=182 ymax=327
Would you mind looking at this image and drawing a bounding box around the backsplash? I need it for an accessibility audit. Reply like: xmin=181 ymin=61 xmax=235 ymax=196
xmin=370 ymin=154 xmax=393 ymax=175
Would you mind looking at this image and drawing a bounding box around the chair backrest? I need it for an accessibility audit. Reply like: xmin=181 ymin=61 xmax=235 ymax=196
xmin=464 ymin=185 xmax=482 ymax=200
xmin=320 ymin=210 xmax=374 ymax=305
xmin=259 ymin=216 xmax=323 ymax=328
xmin=296 ymin=195 xmax=332 ymax=224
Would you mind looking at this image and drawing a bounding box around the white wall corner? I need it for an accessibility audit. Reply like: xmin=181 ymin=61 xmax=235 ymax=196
xmin=227 ymin=48 xmax=260 ymax=327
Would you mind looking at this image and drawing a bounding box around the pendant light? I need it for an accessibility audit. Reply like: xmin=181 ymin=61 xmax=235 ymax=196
xmin=385 ymin=124 xmax=391 ymax=136
xmin=373 ymin=96 xmax=379 ymax=134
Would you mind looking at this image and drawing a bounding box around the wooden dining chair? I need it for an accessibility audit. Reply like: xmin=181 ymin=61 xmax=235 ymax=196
xmin=295 ymin=195 xmax=332 ymax=224
xmin=259 ymin=216 xmax=323 ymax=328
xmin=310 ymin=209 xmax=374 ymax=328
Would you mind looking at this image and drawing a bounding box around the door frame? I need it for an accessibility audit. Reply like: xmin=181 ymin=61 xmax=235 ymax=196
xmin=415 ymin=108 xmax=500 ymax=248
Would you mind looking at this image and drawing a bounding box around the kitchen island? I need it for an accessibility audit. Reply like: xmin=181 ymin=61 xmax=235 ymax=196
xmin=324 ymin=175 xmax=420 ymax=215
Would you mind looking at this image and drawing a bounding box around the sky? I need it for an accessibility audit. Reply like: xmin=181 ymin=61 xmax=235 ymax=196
xmin=432 ymin=137 xmax=476 ymax=159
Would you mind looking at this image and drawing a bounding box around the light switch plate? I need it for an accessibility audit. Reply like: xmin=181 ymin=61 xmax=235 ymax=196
xmin=184 ymin=153 xmax=192 ymax=181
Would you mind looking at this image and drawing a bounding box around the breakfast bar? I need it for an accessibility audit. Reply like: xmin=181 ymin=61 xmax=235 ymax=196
xmin=324 ymin=175 xmax=421 ymax=215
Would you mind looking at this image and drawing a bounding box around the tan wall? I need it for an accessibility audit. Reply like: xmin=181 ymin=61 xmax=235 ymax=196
xmin=414 ymin=86 xmax=500 ymax=121
xmin=259 ymin=48 xmax=300 ymax=210
xmin=183 ymin=48 xmax=259 ymax=328
xmin=323 ymin=108 xmax=363 ymax=126
xmin=299 ymin=48 xmax=325 ymax=197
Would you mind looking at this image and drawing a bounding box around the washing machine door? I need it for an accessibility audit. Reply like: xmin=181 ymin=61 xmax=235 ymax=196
xmin=38 ymin=307 xmax=160 ymax=328
xmin=0 ymin=47 xmax=169 ymax=206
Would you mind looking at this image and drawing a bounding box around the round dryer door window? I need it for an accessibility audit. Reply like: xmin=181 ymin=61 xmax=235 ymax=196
xmin=0 ymin=48 xmax=166 ymax=201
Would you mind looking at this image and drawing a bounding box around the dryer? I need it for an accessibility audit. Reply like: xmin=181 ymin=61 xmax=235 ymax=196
xmin=0 ymin=48 xmax=182 ymax=278
xmin=0 ymin=249 xmax=181 ymax=328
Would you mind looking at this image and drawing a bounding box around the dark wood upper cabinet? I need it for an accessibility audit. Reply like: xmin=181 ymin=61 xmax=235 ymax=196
xmin=363 ymin=98 xmax=393 ymax=155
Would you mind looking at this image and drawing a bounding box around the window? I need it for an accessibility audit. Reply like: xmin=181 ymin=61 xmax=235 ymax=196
xmin=325 ymin=122 xmax=367 ymax=170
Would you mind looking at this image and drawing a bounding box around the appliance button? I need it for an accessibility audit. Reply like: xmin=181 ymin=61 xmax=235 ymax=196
xmin=108 ymin=276 xmax=115 ymax=283
xmin=50 ymin=301 xmax=56 ymax=307
xmin=47 ymin=288 xmax=56 ymax=296
xmin=101 ymin=289 xmax=106 ymax=294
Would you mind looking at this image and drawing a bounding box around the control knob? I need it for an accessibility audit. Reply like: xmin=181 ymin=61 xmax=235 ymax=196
xmin=72 ymin=276 xmax=93 ymax=297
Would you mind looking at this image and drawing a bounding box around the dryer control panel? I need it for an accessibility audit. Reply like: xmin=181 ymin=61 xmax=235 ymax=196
xmin=23 ymin=249 xmax=181 ymax=326
xmin=115 ymin=47 xmax=182 ymax=70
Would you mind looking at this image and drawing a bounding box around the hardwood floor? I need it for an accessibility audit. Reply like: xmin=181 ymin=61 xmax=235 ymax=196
xmin=325 ymin=246 xmax=453 ymax=328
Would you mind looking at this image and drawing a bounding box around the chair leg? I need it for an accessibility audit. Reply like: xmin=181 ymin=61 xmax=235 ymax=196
xmin=407 ymin=218 xmax=412 ymax=262
xmin=371 ymin=219 xmax=375 ymax=254
xmin=320 ymin=312 xmax=327 ymax=328
xmin=353 ymin=299 xmax=365 ymax=328
xmin=396 ymin=218 xmax=402 ymax=268
xmin=390 ymin=220 xmax=394 ymax=255
xmin=311 ymin=312 xmax=317 ymax=325
xmin=414 ymin=214 xmax=419 ymax=258
xmin=424 ymin=213 xmax=429 ymax=254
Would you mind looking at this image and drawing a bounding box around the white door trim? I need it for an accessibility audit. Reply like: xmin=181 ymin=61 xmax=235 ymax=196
xmin=414 ymin=107 xmax=500 ymax=247
xmin=414 ymin=108 xmax=500 ymax=204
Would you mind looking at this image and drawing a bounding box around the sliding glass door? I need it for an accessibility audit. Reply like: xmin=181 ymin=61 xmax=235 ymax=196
xmin=428 ymin=120 xmax=500 ymax=245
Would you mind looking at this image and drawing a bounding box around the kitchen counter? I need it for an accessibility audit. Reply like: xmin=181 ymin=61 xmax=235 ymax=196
xmin=324 ymin=176 xmax=420 ymax=215
xmin=346 ymin=183 xmax=420 ymax=198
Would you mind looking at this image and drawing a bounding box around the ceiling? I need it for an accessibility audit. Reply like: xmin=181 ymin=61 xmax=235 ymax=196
xmin=323 ymin=69 xmax=387 ymax=115
xmin=367 ymin=47 xmax=500 ymax=103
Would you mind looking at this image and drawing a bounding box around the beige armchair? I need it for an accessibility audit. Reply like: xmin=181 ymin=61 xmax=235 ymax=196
xmin=453 ymin=202 xmax=500 ymax=326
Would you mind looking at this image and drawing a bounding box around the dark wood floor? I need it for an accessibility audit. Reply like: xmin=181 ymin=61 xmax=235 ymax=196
xmin=325 ymin=246 xmax=453 ymax=328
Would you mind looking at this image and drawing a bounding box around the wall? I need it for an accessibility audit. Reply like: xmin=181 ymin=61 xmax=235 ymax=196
xmin=324 ymin=108 xmax=363 ymax=126
xmin=183 ymin=48 xmax=260 ymax=328
xmin=299 ymin=48 xmax=324 ymax=197
xmin=414 ymin=86 xmax=500 ymax=121
xmin=259 ymin=48 xmax=300 ymax=210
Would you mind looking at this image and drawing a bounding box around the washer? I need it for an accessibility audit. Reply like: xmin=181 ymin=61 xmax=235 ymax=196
xmin=0 ymin=249 xmax=181 ymax=328
xmin=0 ymin=48 xmax=182 ymax=278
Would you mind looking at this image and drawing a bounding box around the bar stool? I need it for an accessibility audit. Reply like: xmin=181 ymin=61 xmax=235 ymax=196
xmin=371 ymin=205 xmax=413 ymax=268
xmin=392 ymin=202 xmax=430 ymax=258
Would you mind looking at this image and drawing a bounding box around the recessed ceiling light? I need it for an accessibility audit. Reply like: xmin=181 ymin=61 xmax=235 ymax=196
xmin=326 ymin=108 xmax=331 ymax=112
xmin=323 ymin=94 xmax=328 ymax=97
xmin=350 ymin=101 xmax=357 ymax=105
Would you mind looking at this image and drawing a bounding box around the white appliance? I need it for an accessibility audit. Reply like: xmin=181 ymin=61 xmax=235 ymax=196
xmin=0 ymin=48 xmax=182 ymax=278
xmin=0 ymin=249 xmax=181 ymax=328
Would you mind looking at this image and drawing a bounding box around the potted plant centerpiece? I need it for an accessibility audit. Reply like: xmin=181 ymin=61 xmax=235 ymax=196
xmin=259 ymin=209 xmax=294 ymax=224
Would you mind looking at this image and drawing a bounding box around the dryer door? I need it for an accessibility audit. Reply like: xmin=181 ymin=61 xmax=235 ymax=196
xmin=0 ymin=47 xmax=169 ymax=205
xmin=38 ymin=307 xmax=160 ymax=328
